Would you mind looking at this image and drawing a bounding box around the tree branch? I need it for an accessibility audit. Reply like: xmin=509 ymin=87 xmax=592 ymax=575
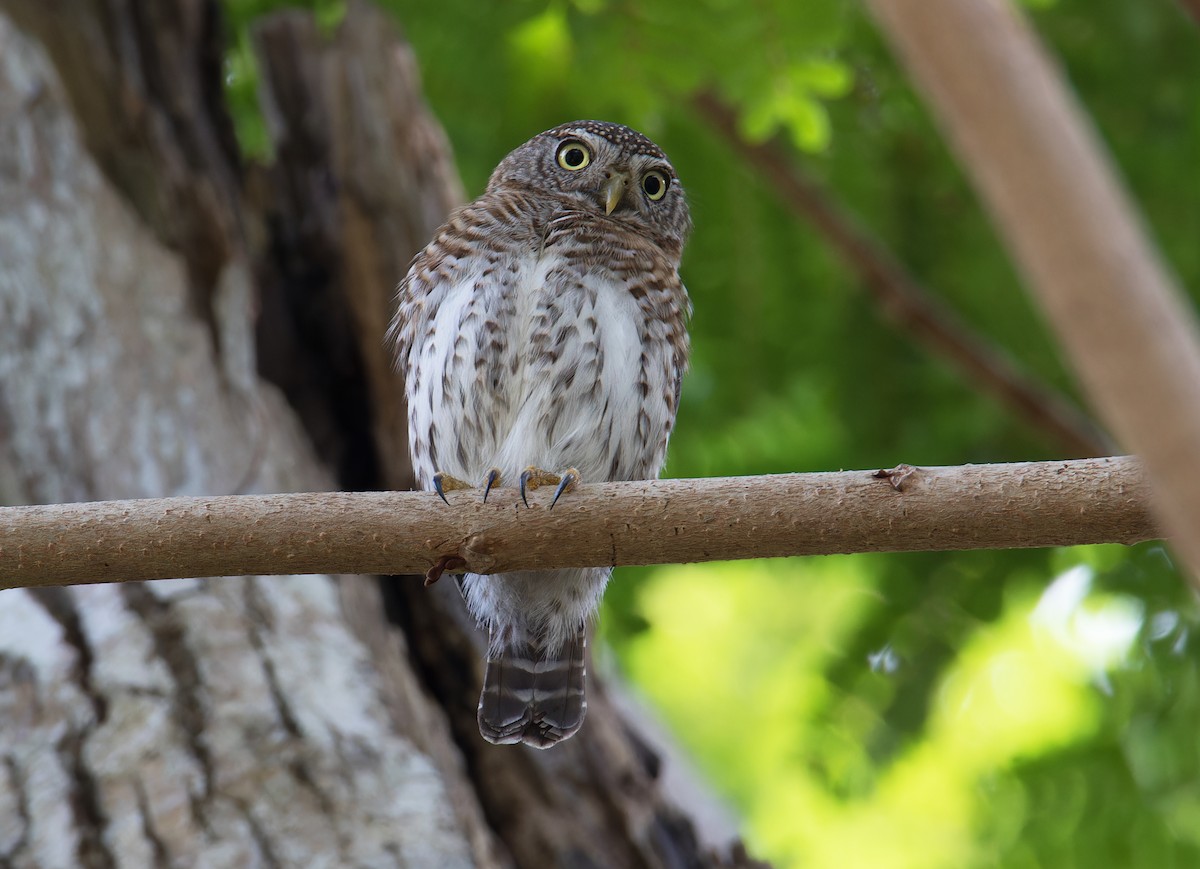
xmin=0 ymin=457 xmax=1156 ymax=590
xmin=867 ymin=0 xmax=1200 ymax=580
xmin=693 ymin=93 xmax=1114 ymax=459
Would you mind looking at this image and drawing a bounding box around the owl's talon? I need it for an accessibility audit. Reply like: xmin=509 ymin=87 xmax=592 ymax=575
xmin=432 ymin=471 xmax=472 ymax=505
xmin=549 ymin=468 xmax=581 ymax=509
xmin=482 ymin=468 xmax=502 ymax=503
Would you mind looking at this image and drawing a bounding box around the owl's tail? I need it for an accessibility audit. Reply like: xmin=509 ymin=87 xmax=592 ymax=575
xmin=477 ymin=626 xmax=587 ymax=748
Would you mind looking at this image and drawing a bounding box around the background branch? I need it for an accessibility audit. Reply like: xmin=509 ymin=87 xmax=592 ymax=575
xmin=694 ymin=93 xmax=1114 ymax=459
xmin=0 ymin=457 xmax=1156 ymax=590
xmin=867 ymin=0 xmax=1200 ymax=579
xmin=1180 ymin=0 xmax=1200 ymax=27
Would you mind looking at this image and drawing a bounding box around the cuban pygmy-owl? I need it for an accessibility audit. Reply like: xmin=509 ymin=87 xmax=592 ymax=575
xmin=390 ymin=121 xmax=691 ymax=748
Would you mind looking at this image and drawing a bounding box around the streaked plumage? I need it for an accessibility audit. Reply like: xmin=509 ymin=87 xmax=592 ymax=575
xmin=389 ymin=121 xmax=692 ymax=747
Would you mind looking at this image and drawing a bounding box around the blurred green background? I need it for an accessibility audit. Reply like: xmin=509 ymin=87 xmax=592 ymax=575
xmin=225 ymin=0 xmax=1200 ymax=865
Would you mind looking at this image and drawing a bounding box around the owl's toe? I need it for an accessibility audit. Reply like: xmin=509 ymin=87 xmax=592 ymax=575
xmin=432 ymin=471 xmax=473 ymax=505
xmin=550 ymin=468 xmax=581 ymax=509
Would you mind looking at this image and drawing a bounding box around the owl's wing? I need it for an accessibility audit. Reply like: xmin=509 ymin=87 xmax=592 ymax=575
xmin=387 ymin=258 xmax=427 ymax=375
xmin=669 ymin=280 xmax=693 ymax=421
xmin=388 ymin=200 xmax=496 ymax=373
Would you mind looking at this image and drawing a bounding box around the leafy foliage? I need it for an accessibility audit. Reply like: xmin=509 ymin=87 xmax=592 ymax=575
xmin=222 ymin=0 xmax=1200 ymax=864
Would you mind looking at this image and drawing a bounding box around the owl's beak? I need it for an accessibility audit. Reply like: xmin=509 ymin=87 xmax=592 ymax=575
xmin=602 ymin=173 xmax=628 ymax=215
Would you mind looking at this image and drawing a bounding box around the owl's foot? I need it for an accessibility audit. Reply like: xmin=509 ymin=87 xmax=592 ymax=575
xmin=433 ymin=469 xmax=506 ymax=504
xmin=519 ymin=466 xmax=581 ymax=509
xmin=432 ymin=471 xmax=473 ymax=505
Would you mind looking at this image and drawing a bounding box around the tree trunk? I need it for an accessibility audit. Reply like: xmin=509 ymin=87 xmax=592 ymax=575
xmin=0 ymin=2 xmax=739 ymax=867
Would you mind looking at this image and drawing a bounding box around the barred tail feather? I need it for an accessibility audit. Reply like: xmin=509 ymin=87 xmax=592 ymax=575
xmin=478 ymin=626 xmax=587 ymax=748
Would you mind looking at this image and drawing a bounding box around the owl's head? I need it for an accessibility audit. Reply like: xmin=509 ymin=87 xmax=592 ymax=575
xmin=487 ymin=120 xmax=692 ymax=253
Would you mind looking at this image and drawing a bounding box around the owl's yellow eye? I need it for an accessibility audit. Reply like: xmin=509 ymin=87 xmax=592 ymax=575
xmin=556 ymin=141 xmax=591 ymax=171
xmin=641 ymin=170 xmax=669 ymax=200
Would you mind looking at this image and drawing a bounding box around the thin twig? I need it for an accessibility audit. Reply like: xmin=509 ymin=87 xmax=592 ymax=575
xmin=693 ymin=92 xmax=1115 ymax=459
xmin=0 ymin=457 xmax=1157 ymax=589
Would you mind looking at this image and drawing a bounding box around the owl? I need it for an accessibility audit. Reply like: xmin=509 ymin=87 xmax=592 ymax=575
xmin=389 ymin=121 xmax=692 ymax=748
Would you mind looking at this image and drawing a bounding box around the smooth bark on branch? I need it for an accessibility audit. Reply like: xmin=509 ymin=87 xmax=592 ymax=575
xmin=693 ymin=93 xmax=1114 ymax=460
xmin=0 ymin=457 xmax=1158 ymax=590
xmin=866 ymin=0 xmax=1200 ymax=579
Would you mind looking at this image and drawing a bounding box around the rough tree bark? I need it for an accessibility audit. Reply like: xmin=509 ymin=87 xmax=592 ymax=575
xmin=0 ymin=8 xmax=479 ymax=867
xmin=0 ymin=2 xmax=739 ymax=867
